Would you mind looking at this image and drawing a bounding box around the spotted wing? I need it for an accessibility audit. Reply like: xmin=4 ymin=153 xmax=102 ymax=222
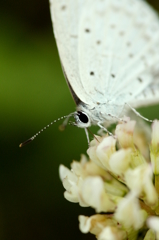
xmin=50 ymin=0 xmax=159 ymax=108
xmin=129 ymin=66 xmax=159 ymax=108
xmin=78 ymin=0 xmax=159 ymax=105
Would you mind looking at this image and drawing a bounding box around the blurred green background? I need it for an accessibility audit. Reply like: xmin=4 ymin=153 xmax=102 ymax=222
xmin=0 ymin=1 xmax=159 ymax=239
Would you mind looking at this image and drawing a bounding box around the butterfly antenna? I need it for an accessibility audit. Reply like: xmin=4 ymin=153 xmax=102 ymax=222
xmin=19 ymin=114 xmax=73 ymax=147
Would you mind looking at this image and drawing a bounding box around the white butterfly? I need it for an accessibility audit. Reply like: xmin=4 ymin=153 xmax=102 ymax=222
xmin=19 ymin=0 xmax=159 ymax=147
xmin=49 ymin=0 xmax=159 ymax=140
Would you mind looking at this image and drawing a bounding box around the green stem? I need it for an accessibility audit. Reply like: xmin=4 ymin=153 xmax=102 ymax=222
xmin=155 ymin=175 xmax=159 ymax=194
xmin=155 ymin=175 xmax=159 ymax=215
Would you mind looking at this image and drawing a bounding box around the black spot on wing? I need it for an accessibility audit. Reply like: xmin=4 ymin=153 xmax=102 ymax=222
xmin=111 ymin=74 xmax=115 ymax=78
xmin=61 ymin=5 xmax=66 ymax=10
xmin=138 ymin=77 xmax=143 ymax=83
xmin=96 ymin=40 xmax=101 ymax=45
xmin=90 ymin=71 xmax=94 ymax=75
xmin=85 ymin=29 xmax=90 ymax=33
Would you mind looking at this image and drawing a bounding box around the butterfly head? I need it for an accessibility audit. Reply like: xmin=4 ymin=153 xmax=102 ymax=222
xmin=73 ymin=111 xmax=91 ymax=128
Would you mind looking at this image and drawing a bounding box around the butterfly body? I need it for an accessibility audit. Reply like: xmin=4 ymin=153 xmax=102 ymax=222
xmin=76 ymin=101 xmax=126 ymax=127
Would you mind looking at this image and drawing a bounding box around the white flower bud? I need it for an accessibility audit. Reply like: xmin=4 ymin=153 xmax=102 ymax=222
xmin=109 ymin=148 xmax=132 ymax=175
xmin=59 ymin=165 xmax=88 ymax=206
xmin=81 ymin=176 xmax=116 ymax=212
xmin=115 ymin=119 xmax=136 ymax=149
xmin=59 ymin=117 xmax=159 ymax=239
xmin=125 ymin=164 xmax=158 ymax=207
xmin=147 ymin=216 xmax=159 ymax=240
xmin=115 ymin=191 xmax=146 ymax=230
xmin=79 ymin=214 xmax=117 ymax=236
xmin=79 ymin=214 xmax=105 ymax=235
xmin=98 ymin=226 xmax=126 ymax=240
xmin=87 ymin=136 xmax=105 ymax=168
xmin=88 ymin=135 xmax=116 ymax=170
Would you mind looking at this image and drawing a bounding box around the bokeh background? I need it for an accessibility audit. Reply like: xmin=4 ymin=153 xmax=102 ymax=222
xmin=1 ymin=1 xmax=159 ymax=239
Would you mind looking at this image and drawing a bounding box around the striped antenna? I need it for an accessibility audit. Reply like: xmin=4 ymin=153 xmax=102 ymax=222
xmin=19 ymin=114 xmax=73 ymax=147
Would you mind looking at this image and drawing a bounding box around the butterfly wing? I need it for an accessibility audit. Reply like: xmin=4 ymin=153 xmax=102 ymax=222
xmin=49 ymin=0 xmax=91 ymax=105
xmin=78 ymin=0 xmax=159 ymax=105
xmin=50 ymin=0 xmax=159 ymax=108
xmin=129 ymin=66 xmax=159 ymax=108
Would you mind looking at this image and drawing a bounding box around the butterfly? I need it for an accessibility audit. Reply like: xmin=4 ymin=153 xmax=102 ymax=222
xmin=19 ymin=0 xmax=159 ymax=147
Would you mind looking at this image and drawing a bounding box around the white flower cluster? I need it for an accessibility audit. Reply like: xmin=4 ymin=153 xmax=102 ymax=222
xmin=59 ymin=118 xmax=159 ymax=240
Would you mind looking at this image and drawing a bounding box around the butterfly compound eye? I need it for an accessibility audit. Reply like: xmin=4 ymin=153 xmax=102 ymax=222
xmin=77 ymin=111 xmax=89 ymax=123
xmin=74 ymin=111 xmax=91 ymax=128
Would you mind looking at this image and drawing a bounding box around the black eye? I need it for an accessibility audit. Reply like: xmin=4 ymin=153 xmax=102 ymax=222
xmin=77 ymin=111 xmax=89 ymax=123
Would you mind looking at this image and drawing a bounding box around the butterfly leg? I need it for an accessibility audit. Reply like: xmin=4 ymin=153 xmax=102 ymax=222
xmin=126 ymin=103 xmax=153 ymax=123
xmin=84 ymin=128 xmax=90 ymax=145
xmin=97 ymin=128 xmax=106 ymax=136
xmin=97 ymin=122 xmax=115 ymax=137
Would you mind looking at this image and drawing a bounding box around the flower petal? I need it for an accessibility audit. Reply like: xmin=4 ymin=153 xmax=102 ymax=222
xmin=147 ymin=216 xmax=159 ymax=240
xmin=125 ymin=164 xmax=158 ymax=207
xmin=144 ymin=229 xmax=156 ymax=240
xmin=87 ymin=137 xmax=106 ymax=169
xmin=109 ymin=148 xmax=132 ymax=175
xmin=79 ymin=214 xmax=117 ymax=236
xmin=81 ymin=176 xmax=116 ymax=212
xmin=115 ymin=119 xmax=136 ymax=149
xmin=96 ymin=137 xmax=116 ymax=170
xmin=115 ymin=191 xmax=146 ymax=230
xmin=98 ymin=226 xmax=126 ymax=240
xmin=87 ymin=136 xmax=116 ymax=170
